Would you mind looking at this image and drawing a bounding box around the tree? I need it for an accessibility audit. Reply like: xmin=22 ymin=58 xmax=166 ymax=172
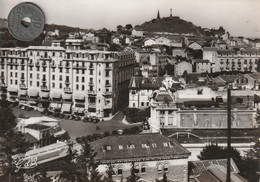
xmin=126 ymin=162 xmax=139 ymax=182
xmin=103 ymin=163 xmax=114 ymax=182
xmin=77 ymin=138 xmax=102 ymax=182
xmin=162 ymin=173 xmax=167 ymax=182
xmin=125 ymin=24 xmax=133 ymax=31
xmin=59 ymin=143 xmax=80 ymax=182
xmin=116 ymin=25 xmax=124 ymax=32
xmin=0 ymin=95 xmax=30 ymax=182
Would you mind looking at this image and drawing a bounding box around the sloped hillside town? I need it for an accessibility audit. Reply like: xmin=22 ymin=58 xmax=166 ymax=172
xmin=0 ymin=2 xmax=260 ymax=182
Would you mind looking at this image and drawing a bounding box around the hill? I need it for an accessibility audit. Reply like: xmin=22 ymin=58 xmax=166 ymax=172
xmin=139 ymin=16 xmax=206 ymax=36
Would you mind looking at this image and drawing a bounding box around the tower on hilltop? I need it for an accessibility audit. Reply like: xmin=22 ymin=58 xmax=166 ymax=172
xmin=157 ymin=10 xmax=160 ymax=19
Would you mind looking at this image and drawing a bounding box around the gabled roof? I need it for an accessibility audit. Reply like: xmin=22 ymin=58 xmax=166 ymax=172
xmin=91 ymin=133 xmax=190 ymax=163
xmin=189 ymin=158 xmax=239 ymax=176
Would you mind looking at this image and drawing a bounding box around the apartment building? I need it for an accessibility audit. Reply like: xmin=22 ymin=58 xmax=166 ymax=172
xmin=0 ymin=46 xmax=135 ymax=118
xmin=203 ymin=47 xmax=260 ymax=73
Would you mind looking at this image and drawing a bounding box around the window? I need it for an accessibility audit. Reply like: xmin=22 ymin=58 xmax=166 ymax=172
xmin=37 ymin=67 xmax=40 ymax=71
xmin=15 ymin=72 xmax=17 ymax=77
xmin=164 ymin=164 xmax=168 ymax=172
xmin=106 ymin=146 xmax=111 ymax=150
xmin=30 ymin=73 xmax=32 ymax=78
xmin=76 ymin=84 xmax=79 ymax=90
xmin=82 ymin=77 xmax=85 ymax=82
xmin=59 ymin=75 xmax=62 ymax=81
xmin=52 ymin=52 xmax=55 ymax=57
xmin=59 ymin=83 xmax=62 ymax=89
xmin=236 ymin=97 xmax=243 ymax=104
xmin=15 ymin=80 xmax=17 ymax=85
xmin=142 ymin=144 xmax=149 ymax=148
xmin=30 ymin=81 xmax=32 ymax=86
xmin=141 ymin=165 xmax=146 ymax=174
xmin=90 ymin=70 xmax=93 ymax=75
xmin=82 ymin=70 xmax=85 ymax=74
xmin=76 ymin=69 xmax=79 ymax=74
xmin=157 ymin=164 xmax=163 ymax=173
xmin=118 ymin=167 xmax=123 ymax=175
xmin=163 ymin=143 xmax=168 ymax=147
xmin=43 ymin=67 xmax=46 ymax=72
xmin=82 ymin=85 xmax=85 ymax=90
xmin=131 ymin=90 xmax=136 ymax=94
xmin=52 ymin=83 xmax=55 ymax=88
xmin=37 ymin=74 xmax=39 ymax=79
xmin=60 ymin=68 xmax=62 ymax=73
xmin=37 ymin=81 xmax=39 ymax=87
xmin=152 ymin=143 xmax=157 ymax=147
xmin=10 ymin=72 xmax=13 ymax=77
xmin=160 ymin=111 xmax=165 ymax=115
xmin=141 ymin=102 xmax=144 ymax=106
xmin=76 ymin=76 xmax=79 ymax=82
xmin=133 ymin=103 xmax=135 ymax=107
xmin=134 ymin=165 xmax=139 ymax=174
xmin=118 ymin=145 xmax=123 ymax=150
xmin=10 ymin=79 xmax=13 ymax=84
xmin=52 ymin=75 xmax=55 ymax=80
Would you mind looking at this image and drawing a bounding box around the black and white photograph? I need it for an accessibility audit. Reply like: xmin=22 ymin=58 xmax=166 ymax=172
xmin=0 ymin=0 xmax=260 ymax=181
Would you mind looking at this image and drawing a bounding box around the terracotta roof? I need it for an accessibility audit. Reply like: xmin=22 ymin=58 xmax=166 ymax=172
xmin=91 ymin=133 xmax=190 ymax=163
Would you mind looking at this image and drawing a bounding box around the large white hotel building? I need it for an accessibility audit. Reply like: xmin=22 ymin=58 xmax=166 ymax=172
xmin=0 ymin=45 xmax=135 ymax=118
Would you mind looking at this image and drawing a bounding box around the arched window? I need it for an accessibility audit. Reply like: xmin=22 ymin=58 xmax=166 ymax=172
xmin=117 ymin=166 xmax=123 ymax=175
xmin=157 ymin=163 xmax=163 ymax=173
xmin=164 ymin=163 xmax=168 ymax=172
xmin=134 ymin=164 xmax=139 ymax=174
xmin=141 ymin=164 xmax=146 ymax=174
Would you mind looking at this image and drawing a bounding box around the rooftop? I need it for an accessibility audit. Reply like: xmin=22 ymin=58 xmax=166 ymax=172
xmin=91 ymin=133 xmax=190 ymax=163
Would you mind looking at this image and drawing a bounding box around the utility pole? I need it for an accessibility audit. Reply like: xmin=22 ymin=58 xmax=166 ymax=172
xmin=226 ymin=87 xmax=231 ymax=182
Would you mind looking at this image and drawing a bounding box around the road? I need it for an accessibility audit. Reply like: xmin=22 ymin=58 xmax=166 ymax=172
xmin=12 ymin=108 xmax=138 ymax=139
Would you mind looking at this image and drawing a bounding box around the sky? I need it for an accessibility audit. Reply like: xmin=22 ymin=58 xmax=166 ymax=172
xmin=1 ymin=0 xmax=260 ymax=38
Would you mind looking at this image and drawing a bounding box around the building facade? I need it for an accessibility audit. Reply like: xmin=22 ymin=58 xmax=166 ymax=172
xmin=92 ymin=133 xmax=190 ymax=182
xmin=0 ymin=46 xmax=135 ymax=118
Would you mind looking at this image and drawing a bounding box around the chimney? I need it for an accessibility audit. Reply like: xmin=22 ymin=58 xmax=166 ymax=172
xmin=170 ymin=8 xmax=172 ymax=17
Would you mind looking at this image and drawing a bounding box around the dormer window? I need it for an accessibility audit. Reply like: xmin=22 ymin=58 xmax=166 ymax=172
xmin=152 ymin=143 xmax=157 ymax=147
xmin=106 ymin=146 xmax=111 ymax=150
xmin=118 ymin=145 xmax=123 ymax=150
xmin=163 ymin=143 xmax=168 ymax=147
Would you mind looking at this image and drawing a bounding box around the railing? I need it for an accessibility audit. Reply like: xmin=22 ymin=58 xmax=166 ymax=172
xmin=20 ymin=84 xmax=27 ymax=89
xmin=88 ymin=102 xmax=96 ymax=107
xmin=64 ymin=87 xmax=72 ymax=93
xmin=88 ymin=90 xmax=96 ymax=94
xmin=41 ymin=86 xmax=49 ymax=91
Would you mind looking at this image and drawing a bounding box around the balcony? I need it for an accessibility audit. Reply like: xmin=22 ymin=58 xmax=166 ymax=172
xmin=65 ymin=80 xmax=70 ymax=84
xmin=40 ymin=56 xmax=51 ymax=60
xmin=65 ymin=64 xmax=70 ymax=69
xmin=42 ymin=63 xmax=47 ymax=67
xmin=104 ymin=104 xmax=112 ymax=109
xmin=0 ymin=75 xmax=4 ymax=80
xmin=41 ymin=86 xmax=50 ymax=91
xmin=89 ymin=82 xmax=94 ymax=86
xmin=19 ymin=84 xmax=27 ymax=90
xmin=89 ymin=66 xmax=94 ymax=69
xmin=51 ymin=63 xmax=56 ymax=68
xmin=42 ymin=79 xmax=47 ymax=83
xmin=0 ymin=83 xmax=7 ymax=88
xmin=64 ymin=87 xmax=72 ymax=93
xmin=88 ymin=102 xmax=96 ymax=108
xmin=28 ymin=62 xmax=34 ymax=66
xmin=105 ymin=83 xmax=111 ymax=87
xmin=58 ymin=64 xmax=63 ymax=68
xmin=103 ymin=91 xmax=112 ymax=96
xmin=35 ymin=62 xmax=40 ymax=67
xmin=88 ymin=90 xmax=96 ymax=95
xmin=105 ymin=66 xmax=112 ymax=70
xmin=0 ymin=61 xmax=4 ymax=65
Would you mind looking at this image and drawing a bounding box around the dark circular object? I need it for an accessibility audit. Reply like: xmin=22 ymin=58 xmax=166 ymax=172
xmin=7 ymin=2 xmax=45 ymax=41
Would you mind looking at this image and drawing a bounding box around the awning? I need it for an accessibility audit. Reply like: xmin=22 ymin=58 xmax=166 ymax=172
xmin=19 ymin=90 xmax=27 ymax=96
xmin=73 ymin=107 xmax=85 ymax=113
xmin=50 ymin=103 xmax=61 ymax=109
xmin=8 ymin=87 xmax=18 ymax=92
xmin=28 ymin=89 xmax=39 ymax=97
xmin=74 ymin=93 xmax=85 ymax=100
xmin=63 ymin=94 xmax=72 ymax=100
xmin=61 ymin=103 xmax=71 ymax=113
xmin=50 ymin=91 xmax=62 ymax=99
xmin=40 ymin=92 xmax=49 ymax=98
